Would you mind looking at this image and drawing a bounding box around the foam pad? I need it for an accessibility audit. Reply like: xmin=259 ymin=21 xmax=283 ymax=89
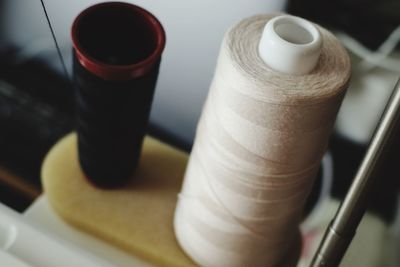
xmin=41 ymin=133 xmax=197 ymax=267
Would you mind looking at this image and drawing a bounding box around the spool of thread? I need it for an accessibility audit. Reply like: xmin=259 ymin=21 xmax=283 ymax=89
xmin=71 ymin=2 xmax=166 ymax=188
xmin=174 ymin=14 xmax=350 ymax=267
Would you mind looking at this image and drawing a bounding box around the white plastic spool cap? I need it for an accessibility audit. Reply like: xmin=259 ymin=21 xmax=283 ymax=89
xmin=259 ymin=15 xmax=322 ymax=75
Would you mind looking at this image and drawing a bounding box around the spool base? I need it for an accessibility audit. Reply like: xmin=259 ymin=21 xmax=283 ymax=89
xmin=174 ymin=201 xmax=301 ymax=267
xmin=41 ymin=133 xmax=301 ymax=267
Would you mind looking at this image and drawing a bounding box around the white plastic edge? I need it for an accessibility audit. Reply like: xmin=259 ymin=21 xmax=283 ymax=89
xmin=259 ymin=15 xmax=322 ymax=75
xmin=0 ymin=203 xmax=116 ymax=267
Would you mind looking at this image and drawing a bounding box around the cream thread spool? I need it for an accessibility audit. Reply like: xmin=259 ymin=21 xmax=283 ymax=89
xmin=174 ymin=14 xmax=350 ymax=267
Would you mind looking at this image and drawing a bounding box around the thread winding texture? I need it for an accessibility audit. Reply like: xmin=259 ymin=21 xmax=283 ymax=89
xmin=74 ymin=55 xmax=160 ymax=188
xmin=71 ymin=2 xmax=165 ymax=188
xmin=174 ymin=14 xmax=350 ymax=267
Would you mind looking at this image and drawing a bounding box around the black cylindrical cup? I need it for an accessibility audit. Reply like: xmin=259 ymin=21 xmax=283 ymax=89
xmin=71 ymin=2 xmax=166 ymax=188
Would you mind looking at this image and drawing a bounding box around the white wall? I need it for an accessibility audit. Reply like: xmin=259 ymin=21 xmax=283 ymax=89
xmin=2 ymin=0 xmax=286 ymax=144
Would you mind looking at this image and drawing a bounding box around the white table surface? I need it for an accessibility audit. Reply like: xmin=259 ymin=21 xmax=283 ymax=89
xmin=21 ymin=195 xmax=400 ymax=267
xmin=23 ymin=196 xmax=152 ymax=267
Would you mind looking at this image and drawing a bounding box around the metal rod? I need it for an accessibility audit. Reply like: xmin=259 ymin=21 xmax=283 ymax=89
xmin=310 ymin=77 xmax=400 ymax=267
xmin=39 ymin=0 xmax=71 ymax=81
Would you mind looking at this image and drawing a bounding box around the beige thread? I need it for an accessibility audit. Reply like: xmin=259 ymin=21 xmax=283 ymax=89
xmin=174 ymin=14 xmax=350 ymax=267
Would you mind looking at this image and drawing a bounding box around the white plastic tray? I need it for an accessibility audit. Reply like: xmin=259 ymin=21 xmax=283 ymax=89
xmin=0 ymin=197 xmax=148 ymax=267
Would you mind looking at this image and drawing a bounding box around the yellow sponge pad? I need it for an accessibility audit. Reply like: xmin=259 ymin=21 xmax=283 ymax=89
xmin=41 ymin=133 xmax=197 ymax=267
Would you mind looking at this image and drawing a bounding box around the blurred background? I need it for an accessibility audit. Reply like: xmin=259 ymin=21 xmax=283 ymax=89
xmin=0 ymin=0 xmax=399 ymax=266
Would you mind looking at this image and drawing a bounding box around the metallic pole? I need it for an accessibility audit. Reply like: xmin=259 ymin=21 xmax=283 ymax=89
xmin=310 ymin=78 xmax=400 ymax=267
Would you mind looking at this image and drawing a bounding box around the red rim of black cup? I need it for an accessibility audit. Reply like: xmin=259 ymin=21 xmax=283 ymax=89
xmin=71 ymin=2 xmax=166 ymax=81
